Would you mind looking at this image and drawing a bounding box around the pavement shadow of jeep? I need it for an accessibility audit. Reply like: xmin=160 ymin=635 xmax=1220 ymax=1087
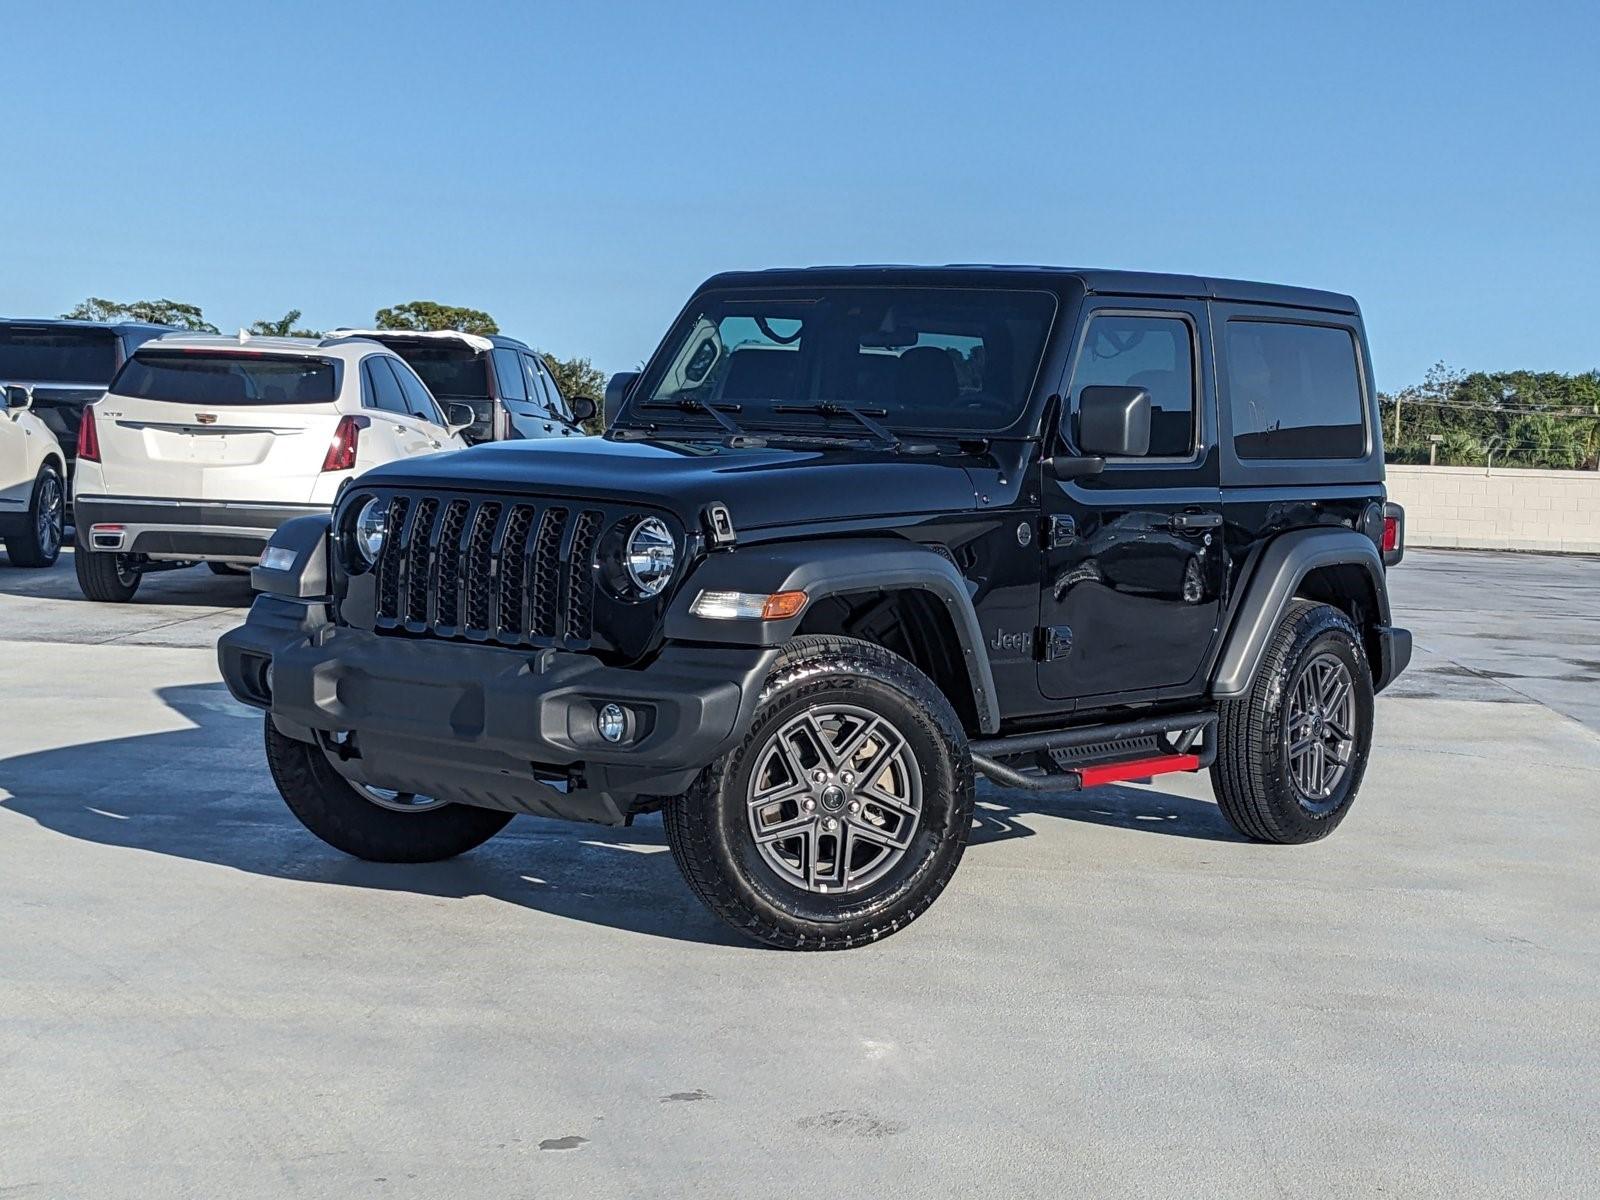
xmin=0 ymin=683 xmax=1239 ymax=948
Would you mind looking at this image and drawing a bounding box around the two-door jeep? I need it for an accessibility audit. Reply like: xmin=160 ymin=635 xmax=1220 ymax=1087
xmin=220 ymin=266 xmax=1411 ymax=949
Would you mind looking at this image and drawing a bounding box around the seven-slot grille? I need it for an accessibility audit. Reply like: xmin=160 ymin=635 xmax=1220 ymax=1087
xmin=369 ymin=492 xmax=607 ymax=649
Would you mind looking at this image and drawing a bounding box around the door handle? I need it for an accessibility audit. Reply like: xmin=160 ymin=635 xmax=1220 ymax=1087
xmin=1168 ymin=511 xmax=1222 ymax=531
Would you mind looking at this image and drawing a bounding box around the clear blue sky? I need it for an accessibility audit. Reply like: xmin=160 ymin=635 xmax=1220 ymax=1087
xmin=3 ymin=0 xmax=1596 ymax=390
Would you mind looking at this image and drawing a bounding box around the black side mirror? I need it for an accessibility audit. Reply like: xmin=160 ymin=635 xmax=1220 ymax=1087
xmin=604 ymin=371 xmax=640 ymax=425
xmin=570 ymin=395 xmax=598 ymax=425
xmin=1076 ymin=386 xmax=1151 ymax=458
xmin=4 ymin=384 xmax=32 ymax=413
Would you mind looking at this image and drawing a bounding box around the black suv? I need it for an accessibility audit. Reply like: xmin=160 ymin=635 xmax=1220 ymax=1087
xmin=221 ymin=266 xmax=1411 ymax=950
xmin=0 ymin=317 xmax=171 ymax=469
xmin=323 ymin=330 xmax=590 ymax=445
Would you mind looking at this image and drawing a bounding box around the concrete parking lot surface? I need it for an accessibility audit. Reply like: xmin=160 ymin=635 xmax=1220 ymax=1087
xmin=2 ymin=547 xmax=1597 ymax=1199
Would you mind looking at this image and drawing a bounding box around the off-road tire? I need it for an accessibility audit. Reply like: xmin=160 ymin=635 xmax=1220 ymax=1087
xmin=5 ymin=462 xmax=65 ymax=568
xmin=74 ymin=538 xmax=141 ymax=602
xmin=1211 ymin=599 xmax=1375 ymax=844
xmin=665 ymin=635 xmax=974 ymax=950
xmin=264 ymin=718 xmax=514 ymax=862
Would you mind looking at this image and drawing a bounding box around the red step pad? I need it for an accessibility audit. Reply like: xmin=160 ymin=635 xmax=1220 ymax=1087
xmin=1075 ymin=753 xmax=1202 ymax=789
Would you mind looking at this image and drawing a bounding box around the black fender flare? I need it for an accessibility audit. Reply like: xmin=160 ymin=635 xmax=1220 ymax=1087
xmin=664 ymin=538 xmax=1001 ymax=734
xmin=1211 ymin=526 xmax=1393 ymax=697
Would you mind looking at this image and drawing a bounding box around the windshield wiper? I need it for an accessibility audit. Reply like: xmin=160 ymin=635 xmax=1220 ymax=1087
xmin=770 ymin=400 xmax=901 ymax=449
xmin=638 ymin=398 xmax=749 ymax=439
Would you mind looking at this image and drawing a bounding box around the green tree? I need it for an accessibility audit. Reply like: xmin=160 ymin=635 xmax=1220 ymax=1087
xmin=1379 ymin=362 xmax=1600 ymax=470
xmin=375 ymin=300 xmax=498 ymax=336
xmin=248 ymin=309 xmax=322 ymax=338
xmin=542 ymin=352 xmax=606 ymax=431
xmin=62 ymin=297 xmax=219 ymax=333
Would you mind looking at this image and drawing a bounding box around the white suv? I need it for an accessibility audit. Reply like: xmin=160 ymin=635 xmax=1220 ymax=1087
xmin=72 ymin=334 xmax=472 ymax=602
xmin=0 ymin=385 xmax=68 ymax=568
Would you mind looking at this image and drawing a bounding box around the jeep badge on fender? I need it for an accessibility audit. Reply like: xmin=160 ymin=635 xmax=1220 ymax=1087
xmin=220 ymin=265 xmax=1410 ymax=950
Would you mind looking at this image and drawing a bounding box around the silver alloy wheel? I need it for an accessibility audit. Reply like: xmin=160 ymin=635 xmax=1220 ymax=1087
xmin=746 ymin=703 xmax=922 ymax=894
xmin=37 ymin=472 xmax=63 ymax=557
xmin=1284 ymin=652 xmax=1356 ymax=811
xmin=356 ymin=783 xmax=449 ymax=813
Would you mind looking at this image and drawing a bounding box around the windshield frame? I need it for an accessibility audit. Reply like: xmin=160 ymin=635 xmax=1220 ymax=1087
xmin=617 ymin=284 xmax=1061 ymax=439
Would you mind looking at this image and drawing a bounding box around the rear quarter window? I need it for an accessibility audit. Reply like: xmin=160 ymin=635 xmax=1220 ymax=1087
xmin=1225 ymin=321 xmax=1366 ymax=460
xmin=112 ymin=353 xmax=339 ymax=405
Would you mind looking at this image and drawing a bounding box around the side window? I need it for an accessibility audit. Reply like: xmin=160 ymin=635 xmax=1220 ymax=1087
xmin=1070 ymin=313 xmax=1196 ymax=458
xmin=363 ymin=357 xmax=409 ymax=416
xmin=390 ymin=357 xmax=446 ymax=425
xmin=1225 ymin=321 xmax=1366 ymax=460
xmin=525 ymin=353 xmax=572 ymax=419
xmin=491 ymin=349 xmax=527 ymax=402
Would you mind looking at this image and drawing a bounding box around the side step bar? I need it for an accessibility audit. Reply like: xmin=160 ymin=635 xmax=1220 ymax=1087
xmin=969 ymin=710 xmax=1217 ymax=794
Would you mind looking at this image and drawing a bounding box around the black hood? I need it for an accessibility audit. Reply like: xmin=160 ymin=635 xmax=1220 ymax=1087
xmin=360 ymin=435 xmax=987 ymax=530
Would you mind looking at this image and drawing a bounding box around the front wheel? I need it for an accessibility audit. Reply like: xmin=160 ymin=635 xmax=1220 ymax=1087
xmin=1211 ymin=600 xmax=1375 ymax=843
xmin=264 ymin=719 xmax=513 ymax=862
xmin=4 ymin=463 xmax=65 ymax=568
xmin=665 ymin=635 xmax=974 ymax=950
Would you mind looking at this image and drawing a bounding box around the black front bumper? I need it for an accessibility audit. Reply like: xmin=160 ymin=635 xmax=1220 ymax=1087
xmin=219 ymin=595 xmax=776 ymax=825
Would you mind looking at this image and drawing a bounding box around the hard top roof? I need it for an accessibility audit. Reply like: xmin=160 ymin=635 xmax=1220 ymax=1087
xmin=0 ymin=315 xmax=177 ymax=336
xmin=697 ymin=264 xmax=1358 ymax=315
xmin=321 ymin=329 xmax=529 ymax=353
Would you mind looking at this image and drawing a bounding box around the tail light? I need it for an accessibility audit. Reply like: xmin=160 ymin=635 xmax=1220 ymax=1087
xmin=78 ymin=405 xmax=101 ymax=462
xmin=1381 ymin=502 xmax=1405 ymax=566
xmin=321 ymin=415 xmax=370 ymax=473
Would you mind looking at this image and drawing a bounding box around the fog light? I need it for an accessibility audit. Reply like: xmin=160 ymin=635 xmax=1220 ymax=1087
xmin=597 ymin=703 xmax=627 ymax=743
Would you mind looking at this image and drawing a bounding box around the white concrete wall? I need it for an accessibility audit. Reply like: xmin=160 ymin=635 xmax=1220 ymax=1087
xmin=1386 ymin=465 xmax=1600 ymax=554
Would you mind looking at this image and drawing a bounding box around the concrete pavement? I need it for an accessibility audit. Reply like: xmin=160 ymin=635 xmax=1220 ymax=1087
xmin=1 ymin=548 xmax=1597 ymax=1199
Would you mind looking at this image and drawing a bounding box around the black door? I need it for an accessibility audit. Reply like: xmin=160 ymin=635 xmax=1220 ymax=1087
xmin=1038 ymin=301 xmax=1227 ymax=703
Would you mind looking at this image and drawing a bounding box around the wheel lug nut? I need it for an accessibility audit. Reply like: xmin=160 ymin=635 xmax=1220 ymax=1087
xmin=802 ymin=798 xmax=816 ymax=812
xmin=841 ymin=771 xmax=855 ymax=784
xmin=848 ymin=800 xmax=860 ymax=813
xmin=812 ymin=770 xmax=827 ymax=783
xmin=822 ymin=817 xmax=836 ymax=831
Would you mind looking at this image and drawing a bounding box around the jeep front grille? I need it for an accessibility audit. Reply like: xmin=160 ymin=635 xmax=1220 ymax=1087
xmin=370 ymin=492 xmax=606 ymax=649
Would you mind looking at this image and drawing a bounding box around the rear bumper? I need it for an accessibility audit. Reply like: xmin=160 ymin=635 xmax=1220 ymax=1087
xmin=219 ymin=598 xmax=776 ymax=825
xmin=1374 ymin=625 xmax=1412 ymax=693
xmin=73 ymin=495 xmax=325 ymax=559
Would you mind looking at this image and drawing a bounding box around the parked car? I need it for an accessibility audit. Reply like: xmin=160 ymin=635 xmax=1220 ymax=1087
xmin=221 ymin=265 xmax=1411 ymax=950
xmin=72 ymin=333 xmax=474 ymax=602
xmin=0 ymin=385 xmax=68 ymax=567
xmin=0 ymin=318 xmax=171 ymax=474
xmin=322 ymin=330 xmax=591 ymax=444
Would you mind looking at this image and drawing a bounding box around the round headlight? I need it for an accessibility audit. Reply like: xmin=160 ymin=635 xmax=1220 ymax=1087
xmin=354 ymin=498 xmax=388 ymax=565
xmin=624 ymin=517 xmax=676 ymax=597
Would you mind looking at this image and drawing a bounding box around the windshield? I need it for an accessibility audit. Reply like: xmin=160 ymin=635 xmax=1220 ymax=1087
xmin=390 ymin=346 xmax=489 ymax=399
xmin=0 ymin=327 xmax=118 ymax=384
xmin=113 ymin=352 xmax=339 ymax=405
xmin=627 ymin=287 xmax=1057 ymax=434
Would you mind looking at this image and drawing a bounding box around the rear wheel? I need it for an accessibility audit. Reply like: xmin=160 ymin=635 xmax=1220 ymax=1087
xmin=665 ymin=635 xmax=974 ymax=949
xmin=74 ymin=539 xmax=141 ymax=602
xmin=264 ymin=719 xmax=513 ymax=862
xmin=1211 ymin=600 xmax=1374 ymax=843
xmin=4 ymin=463 xmax=64 ymax=568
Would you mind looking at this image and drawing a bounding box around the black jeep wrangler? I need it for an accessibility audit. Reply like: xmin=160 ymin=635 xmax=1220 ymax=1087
xmin=220 ymin=266 xmax=1411 ymax=950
